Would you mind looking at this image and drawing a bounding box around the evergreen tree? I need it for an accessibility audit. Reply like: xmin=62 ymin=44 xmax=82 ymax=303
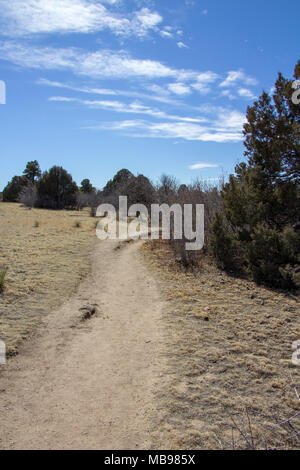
xmin=211 ymin=60 xmax=300 ymax=289
xmin=80 ymin=179 xmax=95 ymax=194
xmin=36 ymin=166 xmax=78 ymax=209
xmin=3 ymin=175 xmax=29 ymax=202
xmin=103 ymin=169 xmax=133 ymax=196
xmin=23 ymin=160 xmax=41 ymax=183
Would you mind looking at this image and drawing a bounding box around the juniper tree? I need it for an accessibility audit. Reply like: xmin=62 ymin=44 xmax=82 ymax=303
xmin=211 ymin=60 xmax=300 ymax=289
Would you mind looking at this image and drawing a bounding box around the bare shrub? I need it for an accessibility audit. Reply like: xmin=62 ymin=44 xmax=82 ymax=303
xmin=18 ymin=184 xmax=37 ymax=208
xmin=155 ymin=175 xmax=223 ymax=268
xmin=75 ymin=190 xmax=103 ymax=216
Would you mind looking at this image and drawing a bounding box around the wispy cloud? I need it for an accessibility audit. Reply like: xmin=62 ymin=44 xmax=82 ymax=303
xmin=0 ymin=42 xmax=233 ymax=94
xmin=189 ymin=162 xmax=218 ymax=170
xmin=0 ymin=0 xmax=163 ymax=38
xmin=37 ymin=78 xmax=117 ymax=96
xmin=177 ymin=41 xmax=188 ymax=49
xmin=215 ymin=109 xmax=246 ymax=130
xmin=220 ymin=89 xmax=235 ymax=100
xmin=220 ymin=70 xmax=258 ymax=88
xmin=45 ymin=78 xmax=247 ymax=143
xmin=49 ymin=95 xmax=207 ymax=123
xmin=37 ymin=78 xmax=179 ymax=105
xmin=0 ymin=42 xmax=208 ymax=81
xmin=192 ymin=71 xmax=219 ymax=94
xmin=237 ymin=88 xmax=256 ymax=99
xmin=87 ymin=116 xmax=244 ymax=143
xmin=160 ymin=30 xmax=173 ymax=39
xmin=0 ymin=41 xmax=257 ymax=107
xmin=168 ymin=82 xmax=191 ymax=95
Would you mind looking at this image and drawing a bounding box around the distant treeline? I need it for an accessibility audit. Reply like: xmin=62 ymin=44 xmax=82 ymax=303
xmin=2 ymin=59 xmax=299 ymax=290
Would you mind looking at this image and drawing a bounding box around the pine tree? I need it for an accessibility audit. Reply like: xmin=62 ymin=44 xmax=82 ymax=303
xmin=23 ymin=160 xmax=41 ymax=183
xmin=211 ymin=60 xmax=300 ymax=289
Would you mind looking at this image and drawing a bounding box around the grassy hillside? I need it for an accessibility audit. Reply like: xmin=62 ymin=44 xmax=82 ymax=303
xmin=0 ymin=203 xmax=97 ymax=355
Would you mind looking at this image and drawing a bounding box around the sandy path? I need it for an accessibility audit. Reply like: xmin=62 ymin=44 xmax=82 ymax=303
xmin=0 ymin=240 xmax=165 ymax=450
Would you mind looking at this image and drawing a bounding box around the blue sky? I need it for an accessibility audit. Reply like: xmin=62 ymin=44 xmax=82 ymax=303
xmin=0 ymin=0 xmax=299 ymax=190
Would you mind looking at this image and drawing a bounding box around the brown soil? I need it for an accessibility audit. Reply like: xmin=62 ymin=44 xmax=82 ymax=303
xmin=0 ymin=239 xmax=165 ymax=450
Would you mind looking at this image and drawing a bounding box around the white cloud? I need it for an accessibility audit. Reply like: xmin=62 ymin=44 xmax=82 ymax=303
xmin=132 ymin=7 xmax=162 ymax=37
xmin=238 ymin=88 xmax=256 ymax=99
xmin=220 ymin=70 xmax=258 ymax=88
xmin=40 ymin=75 xmax=246 ymax=143
xmin=160 ymin=30 xmax=173 ymax=39
xmin=49 ymin=95 xmax=206 ymax=123
xmin=177 ymin=41 xmax=188 ymax=49
xmin=48 ymin=96 xmax=75 ymax=102
xmin=0 ymin=0 xmax=162 ymax=38
xmin=38 ymin=78 xmax=180 ymax=105
xmin=37 ymin=78 xmax=117 ymax=96
xmin=168 ymin=82 xmax=191 ymax=95
xmin=90 ymin=118 xmax=243 ymax=143
xmin=221 ymin=89 xmax=235 ymax=100
xmin=215 ymin=109 xmax=246 ymax=130
xmin=189 ymin=163 xmax=218 ymax=170
xmin=0 ymin=42 xmax=214 ymax=83
xmin=145 ymin=84 xmax=170 ymax=96
xmin=196 ymin=71 xmax=219 ymax=84
xmin=191 ymin=71 xmax=219 ymax=94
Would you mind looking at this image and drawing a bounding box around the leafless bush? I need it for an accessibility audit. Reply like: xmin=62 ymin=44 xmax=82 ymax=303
xmin=156 ymin=174 xmax=179 ymax=206
xmin=88 ymin=191 xmax=104 ymax=217
xmin=18 ymin=184 xmax=37 ymax=208
xmin=75 ymin=191 xmax=104 ymax=216
xmin=75 ymin=192 xmax=91 ymax=211
xmin=155 ymin=175 xmax=224 ymax=268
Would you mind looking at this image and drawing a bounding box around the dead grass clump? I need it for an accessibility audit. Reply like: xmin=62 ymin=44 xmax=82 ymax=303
xmin=0 ymin=268 xmax=7 ymax=293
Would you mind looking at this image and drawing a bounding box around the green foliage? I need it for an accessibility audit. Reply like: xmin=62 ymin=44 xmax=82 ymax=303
xmin=212 ymin=60 xmax=300 ymax=290
xmin=36 ymin=166 xmax=78 ymax=209
xmin=210 ymin=212 xmax=236 ymax=270
xmin=124 ymin=174 xmax=155 ymax=208
xmin=246 ymin=224 xmax=300 ymax=289
xmin=23 ymin=160 xmax=41 ymax=183
xmin=103 ymin=169 xmax=133 ymax=195
xmin=74 ymin=221 xmax=81 ymax=228
xmin=3 ymin=175 xmax=29 ymax=202
xmin=80 ymin=179 xmax=95 ymax=194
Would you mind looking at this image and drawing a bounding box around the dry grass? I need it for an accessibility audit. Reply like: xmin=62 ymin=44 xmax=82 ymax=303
xmin=142 ymin=240 xmax=300 ymax=450
xmin=0 ymin=203 xmax=98 ymax=356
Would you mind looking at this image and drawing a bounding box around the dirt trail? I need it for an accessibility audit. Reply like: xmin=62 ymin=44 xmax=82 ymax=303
xmin=0 ymin=240 xmax=165 ymax=450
